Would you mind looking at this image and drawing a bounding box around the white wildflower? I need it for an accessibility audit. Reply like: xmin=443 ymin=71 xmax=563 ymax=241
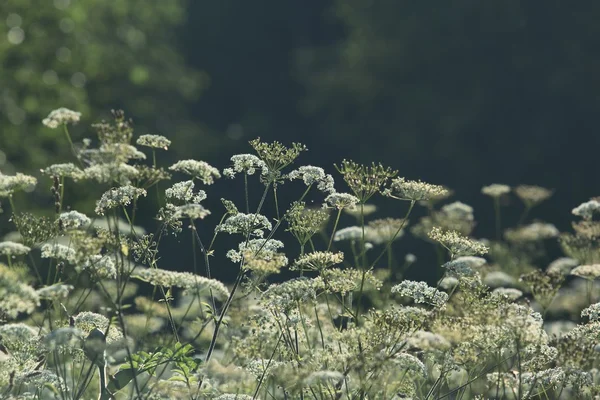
xmin=572 ymin=199 xmax=600 ymax=220
xmin=392 ymin=280 xmax=448 ymax=308
xmin=439 ymin=276 xmax=459 ymax=290
xmin=333 ymin=226 xmax=363 ymax=242
xmin=58 ymin=211 xmax=91 ymax=230
xmin=384 ymin=177 xmax=448 ymax=201
xmin=41 ymin=163 xmax=85 ymax=181
xmin=505 ymin=222 xmax=559 ymax=242
xmin=172 ymin=203 xmax=211 ymax=220
xmin=95 ymin=185 xmax=146 ymax=215
xmin=429 ymin=227 xmax=489 ymax=257
xmin=169 ymin=159 xmax=221 ymax=184
xmin=226 ymin=239 xmax=285 ymax=263
xmin=324 ymin=192 xmax=359 ymax=209
xmin=0 ymin=264 xmax=40 ymax=318
xmin=0 ymin=172 xmax=37 ymax=197
xmin=263 ymin=277 xmax=321 ymax=310
xmin=304 ymin=370 xmax=344 ymax=386
xmin=492 ymin=287 xmax=523 ymax=300
xmin=288 ymin=166 xmax=335 ymax=194
xmin=165 ymin=180 xmax=207 ymax=203
xmin=216 ymin=213 xmax=272 ymax=237
xmin=80 ymin=255 xmax=117 ymax=279
xmin=582 ymin=302 xmax=600 ymax=321
xmin=223 ymin=154 xmax=267 ymax=178
xmin=481 ymin=184 xmax=511 ymax=198
xmin=216 ymin=395 xmax=254 ymax=400
xmin=406 ymin=330 xmax=451 ymax=351
xmin=293 ymin=251 xmax=344 ymax=271
xmin=0 ymin=241 xmax=31 ymax=256
xmin=41 ymin=243 xmax=76 ymax=263
xmin=570 ymin=264 xmax=600 ymax=280
xmin=366 ymin=218 xmax=407 ymax=245
xmin=83 ymin=163 xmax=140 ymax=185
xmin=131 ymin=267 xmax=230 ymax=299
xmin=547 ymin=257 xmax=579 ymax=275
xmin=393 ymin=352 xmax=427 ymax=376
xmin=72 ymin=312 xmax=122 ymax=344
xmin=484 ymin=271 xmax=516 ymax=288
xmin=514 ymin=185 xmax=553 ymax=206
xmin=36 ymin=283 xmax=74 ymax=301
xmin=136 ymin=134 xmax=171 ymax=150
xmin=42 ymin=107 xmax=81 ymax=128
xmin=441 ymin=201 xmax=474 ymax=221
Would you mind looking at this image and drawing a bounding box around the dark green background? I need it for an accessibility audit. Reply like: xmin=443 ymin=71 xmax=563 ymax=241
xmin=1 ymin=1 xmax=598 ymax=281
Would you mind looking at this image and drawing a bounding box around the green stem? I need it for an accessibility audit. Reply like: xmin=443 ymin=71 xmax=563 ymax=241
xmin=328 ymin=208 xmax=343 ymax=251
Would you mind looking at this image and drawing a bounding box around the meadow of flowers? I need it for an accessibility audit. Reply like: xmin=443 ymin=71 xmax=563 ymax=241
xmin=1 ymin=109 xmax=600 ymax=399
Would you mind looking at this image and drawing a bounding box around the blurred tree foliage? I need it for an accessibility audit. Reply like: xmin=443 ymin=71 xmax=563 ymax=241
xmin=0 ymin=0 xmax=209 ymax=173
xmin=296 ymin=0 xmax=600 ymax=202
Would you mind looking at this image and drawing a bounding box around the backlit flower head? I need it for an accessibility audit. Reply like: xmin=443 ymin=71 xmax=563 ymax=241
xmin=391 ymin=280 xmax=448 ymax=308
xmin=515 ymin=185 xmax=553 ymax=207
xmin=41 ymin=163 xmax=85 ymax=181
xmin=324 ymin=192 xmax=359 ymax=209
xmin=570 ymin=264 xmax=600 ymax=280
xmin=42 ymin=107 xmax=81 ymax=128
xmin=0 ymin=241 xmax=31 ymax=256
xmin=165 ymin=180 xmax=207 ymax=203
xmin=428 ymin=227 xmax=489 ymax=258
xmin=0 ymin=172 xmax=37 ymax=197
xmin=136 ymin=134 xmax=171 ymax=150
xmin=293 ymin=251 xmax=344 ymax=272
xmin=223 ymin=154 xmax=268 ymax=178
xmin=95 ymin=185 xmax=146 ymax=215
xmin=572 ymin=199 xmax=600 ymax=221
xmin=481 ymin=184 xmax=511 ymax=198
xmin=384 ymin=177 xmax=448 ymax=202
xmin=216 ymin=212 xmax=272 ymax=237
xmin=58 ymin=210 xmax=91 ymax=230
xmin=169 ymin=159 xmax=221 ymax=185
xmin=336 ymin=160 xmax=397 ymax=202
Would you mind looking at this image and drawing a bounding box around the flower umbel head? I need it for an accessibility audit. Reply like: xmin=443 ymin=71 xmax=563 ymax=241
xmin=428 ymin=227 xmax=489 ymax=258
xmin=383 ymin=177 xmax=448 ymax=202
xmin=169 ymin=160 xmax=221 ymax=185
xmin=95 ymin=185 xmax=147 ymax=215
xmin=136 ymin=134 xmax=171 ymax=150
xmin=42 ymin=108 xmax=81 ymax=128
xmin=335 ymin=160 xmax=397 ymax=202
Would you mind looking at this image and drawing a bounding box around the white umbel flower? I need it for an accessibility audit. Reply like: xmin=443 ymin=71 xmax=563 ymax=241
xmin=392 ymin=280 xmax=448 ymax=308
xmin=136 ymin=134 xmax=171 ymax=150
xmin=570 ymin=264 xmax=600 ymax=280
xmin=0 ymin=172 xmax=37 ymax=197
xmin=58 ymin=210 xmax=91 ymax=230
xmin=95 ymin=185 xmax=146 ymax=215
xmin=0 ymin=241 xmax=31 ymax=256
xmin=384 ymin=177 xmax=448 ymax=201
xmin=42 ymin=107 xmax=81 ymax=128
xmin=481 ymin=183 xmax=511 ymax=198
xmin=572 ymin=199 xmax=600 ymax=221
xmin=165 ymin=180 xmax=207 ymax=203
xmin=169 ymin=160 xmax=221 ymax=184
xmin=223 ymin=154 xmax=267 ymax=178
xmin=216 ymin=213 xmax=272 ymax=237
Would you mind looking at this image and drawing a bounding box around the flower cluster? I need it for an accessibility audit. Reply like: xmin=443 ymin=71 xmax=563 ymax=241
xmin=95 ymin=185 xmax=147 ymax=215
xmin=42 ymin=107 xmax=81 ymax=128
xmin=391 ymin=280 xmax=448 ymax=308
xmin=384 ymin=177 xmax=448 ymax=202
xmin=428 ymin=227 xmax=489 ymax=257
xmin=136 ymin=134 xmax=171 ymax=150
xmin=169 ymin=159 xmax=221 ymax=184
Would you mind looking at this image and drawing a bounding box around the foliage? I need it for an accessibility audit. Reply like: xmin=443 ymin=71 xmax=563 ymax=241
xmin=1 ymin=110 xmax=600 ymax=399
